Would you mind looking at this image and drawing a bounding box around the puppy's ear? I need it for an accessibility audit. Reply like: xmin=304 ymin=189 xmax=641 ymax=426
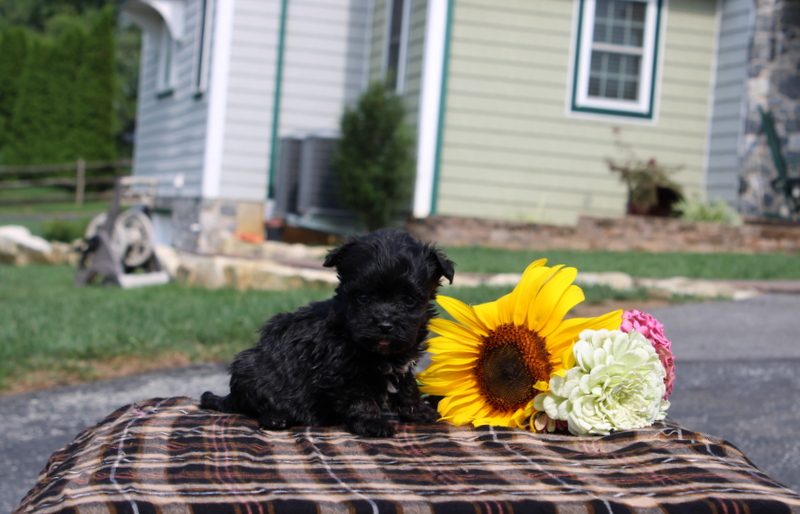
xmin=323 ymin=240 xmax=355 ymax=268
xmin=427 ymin=246 xmax=455 ymax=285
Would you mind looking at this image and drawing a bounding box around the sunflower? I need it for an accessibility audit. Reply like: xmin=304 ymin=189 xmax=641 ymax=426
xmin=418 ymin=259 xmax=623 ymax=430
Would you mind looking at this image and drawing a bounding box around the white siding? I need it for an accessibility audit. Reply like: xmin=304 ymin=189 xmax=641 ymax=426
xmin=706 ymin=0 xmax=752 ymax=204
xmin=218 ymin=0 xmax=371 ymax=202
xmin=218 ymin=0 xmax=282 ymax=201
xmin=279 ymin=0 xmax=371 ymax=135
xmin=131 ymin=0 xmax=211 ymax=198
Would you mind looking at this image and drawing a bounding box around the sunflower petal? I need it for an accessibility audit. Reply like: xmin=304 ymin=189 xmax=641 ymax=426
xmin=473 ymin=300 xmax=503 ymax=328
xmin=428 ymin=319 xmax=482 ymax=345
xmin=420 ymin=361 xmax=474 ymax=375
xmin=436 ymin=296 xmax=489 ymax=336
xmin=429 ymin=354 xmax=477 ymax=366
xmin=540 ymin=284 xmax=585 ymax=337
xmin=527 ymin=266 xmax=576 ymax=332
xmin=548 ymin=310 xmax=624 ymax=346
xmin=439 ymin=392 xmax=484 ymax=416
xmin=426 ymin=336 xmax=479 ymax=354
xmin=509 ymin=264 xmax=554 ymax=326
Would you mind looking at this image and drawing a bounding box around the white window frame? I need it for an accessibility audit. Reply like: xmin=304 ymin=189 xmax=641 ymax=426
xmin=384 ymin=0 xmax=412 ymax=93
xmin=194 ymin=0 xmax=213 ymax=95
xmin=157 ymin=23 xmax=177 ymax=95
xmin=571 ymin=0 xmax=663 ymax=118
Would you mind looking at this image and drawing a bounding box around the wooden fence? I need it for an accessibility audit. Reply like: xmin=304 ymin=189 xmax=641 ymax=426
xmin=0 ymin=158 xmax=131 ymax=206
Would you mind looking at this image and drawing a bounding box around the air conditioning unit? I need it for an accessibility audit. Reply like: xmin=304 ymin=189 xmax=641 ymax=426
xmin=273 ymin=137 xmax=303 ymax=217
xmin=274 ymin=132 xmax=352 ymax=219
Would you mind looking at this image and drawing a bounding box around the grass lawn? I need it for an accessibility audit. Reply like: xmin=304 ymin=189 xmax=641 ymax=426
xmin=445 ymin=246 xmax=800 ymax=279
xmin=0 ymin=186 xmax=108 ymax=219
xmin=0 ymin=264 xmax=657 ymax=392
xmin=3 ymin=233 xmax=799 ymax=392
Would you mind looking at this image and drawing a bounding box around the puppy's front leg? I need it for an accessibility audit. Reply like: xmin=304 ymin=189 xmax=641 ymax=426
xmin=344 ymin=396 xmax=394 ymax=438
xmin=392 ymin=372 xmax=439 ymax=423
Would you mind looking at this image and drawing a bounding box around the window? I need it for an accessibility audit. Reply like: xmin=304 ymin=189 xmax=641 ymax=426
xmin=385 ymin=0 xmax=410 ymax=92
xmin=157 ymin=24 xmax=177 ymax=95
xmin=571 ymin=0 xmax=662 ymax=118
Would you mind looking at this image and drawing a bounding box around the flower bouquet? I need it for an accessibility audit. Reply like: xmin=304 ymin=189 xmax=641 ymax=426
xmin=418 ymin=260 xmax=674 ymax=436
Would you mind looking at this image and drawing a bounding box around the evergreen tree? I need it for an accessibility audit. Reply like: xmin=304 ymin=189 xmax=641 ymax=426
xmin=4 ymin=27 xmax=87 ymax=165
xmin=333 ymin=81 xmax=416 ymax=232
xmin=0 ymin=27 xmax=29 ymax=160
xmin=70 ymin=5 xmax=116 ymax=162
xmin=5 ymin=39 xmax=53 ymax=164
xmin=50 ymin=25 xmax=86 ymax=163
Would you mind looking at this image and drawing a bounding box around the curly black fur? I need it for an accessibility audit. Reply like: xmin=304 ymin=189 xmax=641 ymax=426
xmin=200 ymin=229 xmax=455 ymax=437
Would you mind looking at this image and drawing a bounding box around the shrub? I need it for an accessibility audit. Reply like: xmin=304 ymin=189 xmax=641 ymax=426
xmin=606 ymin=128 xmax=683 ymax=216
xmin=333 ymin=81 xmax=415 ymax=232
xmin=41 ymin=218 xmax=89 ymax=243
xmin=674 ymin=198 xmax=742 ymax=225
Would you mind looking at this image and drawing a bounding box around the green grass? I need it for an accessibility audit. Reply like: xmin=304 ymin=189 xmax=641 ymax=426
xmin=3 ymin=242 xmax=796 ymax=390
xmin=444 ymin=246 xmax=800 ymax=280
xmin=0 ymin=265 xmax=656 ymax=391
xmin=0 ymin=186 xmax=108 ymax=216
xmin=0 ymin=265 xmax=335 ymax=389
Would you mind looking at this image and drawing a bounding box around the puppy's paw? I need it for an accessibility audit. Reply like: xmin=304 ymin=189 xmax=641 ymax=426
xmin=397 ymin=400 xmax=439 ymax=423
xmin=349 ymin=418 xmax=395 ymax=438
xmin=258 ymin=412 xmax=292 ymax=430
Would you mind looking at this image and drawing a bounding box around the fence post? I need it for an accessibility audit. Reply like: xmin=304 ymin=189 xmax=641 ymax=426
xmin=76 ymin=158 xmax=86 ymax=205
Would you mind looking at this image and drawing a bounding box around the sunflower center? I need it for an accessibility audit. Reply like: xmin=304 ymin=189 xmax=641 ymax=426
xmin=475 ymin=324 xmax=553 ymax=412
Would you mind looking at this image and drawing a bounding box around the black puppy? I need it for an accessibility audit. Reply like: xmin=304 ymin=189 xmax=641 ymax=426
xmin=201 ymin=229 xmax=454 ymax=437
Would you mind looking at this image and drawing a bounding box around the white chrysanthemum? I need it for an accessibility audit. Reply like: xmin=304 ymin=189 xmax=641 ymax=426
xmin=533 ymin=329 xmax=670 ymax=436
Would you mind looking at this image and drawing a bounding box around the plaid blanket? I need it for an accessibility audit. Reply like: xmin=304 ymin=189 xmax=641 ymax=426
xmin=15 ymin=397 xmax=800 ymax=514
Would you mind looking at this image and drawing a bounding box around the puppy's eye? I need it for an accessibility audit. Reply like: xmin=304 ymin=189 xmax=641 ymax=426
xmin=404 ymin=296 xmax=419 ymax=307
xmin=357 ymin=294 xmax=370 ymax=304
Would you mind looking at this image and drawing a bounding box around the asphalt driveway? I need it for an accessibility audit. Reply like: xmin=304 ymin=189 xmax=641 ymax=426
xmin=1 ymin=293 xmax=799 ymax=512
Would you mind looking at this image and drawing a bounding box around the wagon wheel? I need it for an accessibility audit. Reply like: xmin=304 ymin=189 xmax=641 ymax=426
xmin=117 ymin=210 xmax=155 ymax=268
xmin=85 ymin=210 xmax=155 ymax=268
xmin=85 ymin=212 xmax=127 ymax=259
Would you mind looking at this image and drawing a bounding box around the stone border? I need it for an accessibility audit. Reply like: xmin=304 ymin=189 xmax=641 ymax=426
xmin=406 ymin=215 xmax=800 ymax=254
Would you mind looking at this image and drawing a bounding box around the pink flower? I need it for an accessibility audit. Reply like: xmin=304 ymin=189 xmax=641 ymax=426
xmin=620 ymin=310 xmax=675 ymax=399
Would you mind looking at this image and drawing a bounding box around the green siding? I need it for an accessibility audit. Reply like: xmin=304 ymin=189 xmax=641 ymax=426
xmin=369 ymin=0 xmax=387 ymax=83
xmin=435 ymin=0 xmax=717 ymax=225
xmin=401 ymin=0 xmax=427 ymax=132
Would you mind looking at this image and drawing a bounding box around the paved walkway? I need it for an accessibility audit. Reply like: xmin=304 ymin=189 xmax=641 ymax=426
xmin=1 ymin=293 xmax=799 ymax=512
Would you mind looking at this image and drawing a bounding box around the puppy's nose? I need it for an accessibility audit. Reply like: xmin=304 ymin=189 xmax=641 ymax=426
xmin=378 ymin=322 xmax=394 ymax=334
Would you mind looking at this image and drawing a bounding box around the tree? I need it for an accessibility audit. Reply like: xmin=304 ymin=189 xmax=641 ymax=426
xmin=69 ymin=5 xmax=116 ymax=161
xmin=4 ymin=26 xmax=86 ymax=165
xmin=333 ymin=81 xmax=416 ymax=232
xmin=0 ymin=0 xmax=135 ymax=162
xmin=4 ymin=39 xmax=54 ymax=164
xmin=0 ymin=27 xmax=29 ymax=160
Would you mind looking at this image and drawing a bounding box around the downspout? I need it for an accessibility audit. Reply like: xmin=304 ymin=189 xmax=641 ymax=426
xmin=412 ymin=0 xmax=453 ymax=218
xmin=430 ymin=0 xmax=453 ymax=215
xmin=267 ymin=0 xmax=290 ymax=200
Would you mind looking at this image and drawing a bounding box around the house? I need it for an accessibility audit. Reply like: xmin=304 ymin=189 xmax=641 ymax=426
xmin=123 ymin=0 xmax=791 ymax=252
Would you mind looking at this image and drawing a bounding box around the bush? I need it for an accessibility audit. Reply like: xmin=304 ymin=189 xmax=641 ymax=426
xmin=41 ymin=218 xmax=89 ymax=242
xmin=1 ymin=8 xmax=115 ymax=166
xmin=674 ymin=198 xmax=742 ymax=225
xmin=606 ymin=128 xmax=683 ymax=216
xmin=333 ymin=81 xmax=415 ymax=232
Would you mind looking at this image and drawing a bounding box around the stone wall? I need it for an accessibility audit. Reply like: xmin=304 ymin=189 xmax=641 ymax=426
xmin=741 ymin=0 xmax=800 ymax=217
xmin=154 ymin=197 xmax=266 ymax=253
xmin=406 ymin=215 xmax=800 ymax=254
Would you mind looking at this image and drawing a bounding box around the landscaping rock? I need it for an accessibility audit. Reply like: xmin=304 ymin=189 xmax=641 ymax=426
xmin=170 ymin=252 xmax=338 ymax=291
xmin=0 ymin=226 xmax=53 ymax=265
xmin=575 ymin=272 xmax=636 ymax=290
xmin=636 ymin=277 xmax=761 ymax=300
